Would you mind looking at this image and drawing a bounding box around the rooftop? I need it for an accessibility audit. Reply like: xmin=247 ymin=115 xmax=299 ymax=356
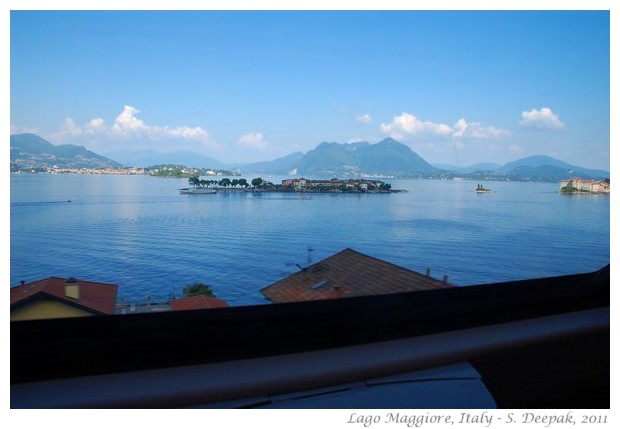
xmin=261 ymin=248 xmax=452 ymax=303
xmin=170 ymin=295 xmax=229 ymax=311
xmin=10 ymin=276 xmax=118 ymax=315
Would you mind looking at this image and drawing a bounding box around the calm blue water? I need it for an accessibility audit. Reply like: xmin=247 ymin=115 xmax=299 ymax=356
xmin=10 ymin=174 xmax=610 ymax=306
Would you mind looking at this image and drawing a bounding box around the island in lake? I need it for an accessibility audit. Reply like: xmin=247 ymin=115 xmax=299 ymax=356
xmin=559 ymin=177 xmax=610 ymax=194
xmin=475 ymin=183 xmax=491 ymax=193
xmin=182 ymin=176 xmax=403 ymax=194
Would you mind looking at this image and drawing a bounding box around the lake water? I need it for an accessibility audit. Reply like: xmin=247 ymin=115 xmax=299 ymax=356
xmin=9 ymin=174 xmax=610 ymax=307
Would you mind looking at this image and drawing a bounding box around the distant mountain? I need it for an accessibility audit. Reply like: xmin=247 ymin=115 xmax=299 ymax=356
xmin=238 ymin=152 xmax=305 ymax=174
xmin=499 ymin=155 xmax=574 ymax=172
xmin=103 ymin=149 xmax=224 ymax=169
xmin=11 ymin=133 xmax=609 ymax=182
xmin=10 ymin=133 xmax=123 ymax=170
xmin=239 ymin=138 xmax=437 ymax=177
xmin=354 ymin=138 xmax=436 ymax=175
xmin=430 ymin=156 xmax=608 ymax=181
xmin=499 ymin=155 xmax=609 ymax=181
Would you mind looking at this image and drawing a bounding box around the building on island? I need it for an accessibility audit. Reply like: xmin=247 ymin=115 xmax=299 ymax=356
xmin=10 ymin=277 xmax=118 ymax=321
xmin=261 ymin=248 xmax=452 ymax=304
xmin=281 ymin=177 xmax=389 ymax=191
xmin=559 ymin=177 xmax=610 ymax=193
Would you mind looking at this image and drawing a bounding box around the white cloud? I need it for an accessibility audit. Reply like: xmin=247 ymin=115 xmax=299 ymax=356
xmin=85 ymin=118 xmax=105 ymax=135
xmin=111 ymin=105 xmax=148 ymax=135
xmin=164 ymin=126 xmax=209 ymax=140
xmin=380 ymin=112 xmax=452 ymax=139
xmin=520 ymin=107 xmax=565 ymax=130
xmin=49 ymin=118 xmax=83 ymax=141
xmin=356 ymin=113 xmax=372 ymax=124
xmin=46 ymin=105 xmax=214 ymax=152
xmin=63 ymin=118 xmax=83 ymax=136
xmin=452 ymin=118 xmax=510 ymax=140
xmin=10 ymin=124 xmax=39 ymax=135
xmin=348 ymin=137 xmax=368 ymax=143
xmin=238 ymin=132 xmax=267 ymax=150
xmin=88 ymin=118 xmax=105 ymax=128
xmin=380 ymin=112 xmax=509 ymax=142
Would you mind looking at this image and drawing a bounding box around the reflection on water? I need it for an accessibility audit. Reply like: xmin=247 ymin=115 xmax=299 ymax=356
xmin=10 ymin=174 xmax=610 ymax=306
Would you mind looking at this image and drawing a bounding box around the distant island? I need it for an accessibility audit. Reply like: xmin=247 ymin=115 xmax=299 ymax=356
xmin=559 ymin=177 xmax=610 ymax=194
xmin=475 ymin=183 xmax=491 ymax=193
xmin=146 ymin=164 xmax=239 ymax=178
xmin=184 ymin=176 xmax=399 ymax=194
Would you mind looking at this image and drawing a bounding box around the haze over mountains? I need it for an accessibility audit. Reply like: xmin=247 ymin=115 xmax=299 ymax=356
xmin=10 ymin=133 xmax=609 ymax=182
xmin=105 ymin=149 xmax=225 ymax=170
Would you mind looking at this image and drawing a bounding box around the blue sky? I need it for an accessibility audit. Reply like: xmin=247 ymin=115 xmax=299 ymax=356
xmin=8 ymin=8 xmax=612 ymax=170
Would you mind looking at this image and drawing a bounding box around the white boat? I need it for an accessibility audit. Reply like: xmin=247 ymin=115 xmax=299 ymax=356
xmin=180 ymin=188 xmax=217 ymax=195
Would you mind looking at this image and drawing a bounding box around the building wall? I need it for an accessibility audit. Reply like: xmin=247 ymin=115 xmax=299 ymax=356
xmin=11 ymin=299 xmax=94 ymax=321
xmin=560 ymin=178 xmax=609 ymax=193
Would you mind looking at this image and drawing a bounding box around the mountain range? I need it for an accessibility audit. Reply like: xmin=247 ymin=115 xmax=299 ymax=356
xmin=9 ymin=133 xmax=609 ymax=181
xmin=434 ymin=155 xmax=609 ymax=182
xmin=10 ymin=133 xmax=123 ymax=170
xmin=238 ymin=138 xmax=608 ymax=181
xmin=243 ymin=138 xmax=436 ymax=177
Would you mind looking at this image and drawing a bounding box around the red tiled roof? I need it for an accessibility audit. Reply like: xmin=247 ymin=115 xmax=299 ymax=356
xmin=10 ymin=277 xmax=118 ymax=315
xmin=170 ymin=295 xmax=229 ymax=311
xmin=261 ymin=248 xmax=452 ymax=304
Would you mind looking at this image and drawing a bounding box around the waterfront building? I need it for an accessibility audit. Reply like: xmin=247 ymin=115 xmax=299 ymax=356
xmin=10 ymin=277 xmax=118 ymax=321
xmin=261 ymin=248 xmax=452 ymax=303
xmin=281 ymin=177 xmax=387 ymax=191
xmin=170 ymin=295 xmax=229 ymax=311
xmin=559 ymin=177 xmax=610 ymax=193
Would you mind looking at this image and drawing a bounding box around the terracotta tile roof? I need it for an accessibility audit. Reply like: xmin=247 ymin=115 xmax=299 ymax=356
xmin=10 ymin=277 xmax=118 ymax=315
xmin=261 ymin=248 xmax=452 ymax=304
xmin=170 ymin=295 xmax=229 ymax=311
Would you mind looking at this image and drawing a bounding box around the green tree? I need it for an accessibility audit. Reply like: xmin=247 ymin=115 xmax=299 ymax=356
xmin=221 ymin=178 xmax=232 ymax=188
xmin=239 ymin=178 xmax=248 ymax=188
xmin=560 ymin=186 xmax=578 ymax=194
xmin=252 ymin=177 xmax=263 ymax=188
xmin=183 ymin=283 xmax=215 ymax=297
xmin=188 ymin=176 xmax=200 ymax=188
xmin=231 ymin=179 xmax=239 ymax=188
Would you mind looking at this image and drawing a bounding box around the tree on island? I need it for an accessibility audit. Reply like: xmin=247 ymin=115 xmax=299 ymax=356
xmin=251 ymin=177 xmax=263 ymax=188
xmin=188 ymin=176 xmax=200 ymax=188
xmin=560 ymin=186 xmax=579 ymax=194
xmin=239 ymin=178 xmax=249 ymax=188
xmin=183 ymin=282 xmax=215 ymax=297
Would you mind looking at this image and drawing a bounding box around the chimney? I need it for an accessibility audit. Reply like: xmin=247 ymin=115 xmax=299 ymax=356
xmin=443 ymin=275 xmax=449 ymax=284
xmin=65 ymin=277 xmax=80 ymax=300
xmin=333 ymin=285 xmax=342 ymax=299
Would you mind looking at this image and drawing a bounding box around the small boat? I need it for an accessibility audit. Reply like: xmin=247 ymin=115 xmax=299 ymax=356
xmin=475 ymin=184 xmax=490 ymax=193
xmin=180 ymin=188 xmax=217 ymax=195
